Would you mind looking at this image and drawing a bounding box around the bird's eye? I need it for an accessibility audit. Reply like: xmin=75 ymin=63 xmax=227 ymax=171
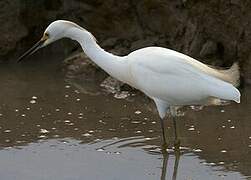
xmin=44 ymin=33 xmax=49 ymax=38
xmin=41 ymin=32 xmax=50 ymax=41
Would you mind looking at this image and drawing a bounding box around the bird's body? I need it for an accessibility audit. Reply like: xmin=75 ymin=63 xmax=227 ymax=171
xmin=18 ymin=20 xmax=241 ymax=149
xmin=128 ymin=47 xmax=240 ymax=106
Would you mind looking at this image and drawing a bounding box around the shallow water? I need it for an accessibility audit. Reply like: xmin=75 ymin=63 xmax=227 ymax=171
xmin=0 ymin=55 xmax=250 ymax=180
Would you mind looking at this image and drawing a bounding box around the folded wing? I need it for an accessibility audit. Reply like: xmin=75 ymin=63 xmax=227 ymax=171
xmin=128 ymin=47 xmax=240 ymax=105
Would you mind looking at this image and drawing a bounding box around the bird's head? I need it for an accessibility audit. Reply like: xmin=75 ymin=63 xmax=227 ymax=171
xmin=18 ymin=20 xmax=81 ymax=62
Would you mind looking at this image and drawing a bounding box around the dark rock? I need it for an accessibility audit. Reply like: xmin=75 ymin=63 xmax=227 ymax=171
xmin=200 ymin=40 xmax=218 ymax=58
xmin=242 ymin=54 xmax=251 ymax=84
xmin=0 ymin=1 xmax=27 ymax=58
xmin=100 ymin=76 xmax=124 ymax=93
xmin=63 ymin=52 xmax=103 ymax=79
xmin=1 ymin=0 xmax=251 ymax=82
xmin=63 ymin=51 xmax=132 ymax=95
xmin=110 ymin=46 xmax=129 ymax=56
xmin=100 ymin=38 xmax=118 ymax=48
xmin=130 ymin=36 xmax=160 ymax=51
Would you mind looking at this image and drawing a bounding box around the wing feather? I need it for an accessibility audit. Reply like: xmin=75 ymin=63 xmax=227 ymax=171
xmin=128 ymin=47 xmax=240 ymax=105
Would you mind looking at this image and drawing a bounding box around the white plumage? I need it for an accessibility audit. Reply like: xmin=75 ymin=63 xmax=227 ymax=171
xmin=18 ymin=20 xmax=241 ymax=148
xmin=128 ymin=47 xmax=240 ymax=105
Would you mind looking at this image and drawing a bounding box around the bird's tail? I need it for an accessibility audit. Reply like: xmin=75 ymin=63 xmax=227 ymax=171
xmin=217 ymin=62 xmax=240 ymax=87
xmin=209 ymin=80 xmax=241 ymax=103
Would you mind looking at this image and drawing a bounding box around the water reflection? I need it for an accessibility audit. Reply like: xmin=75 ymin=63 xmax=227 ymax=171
xmin=0 ymin=58 xmax=250 ymax=179
xmin=160 ymin=151 xmax=180 ymax=180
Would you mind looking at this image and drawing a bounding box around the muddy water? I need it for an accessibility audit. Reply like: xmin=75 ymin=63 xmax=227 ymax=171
xmin=0 ymin=55 xmax=250 ymax=180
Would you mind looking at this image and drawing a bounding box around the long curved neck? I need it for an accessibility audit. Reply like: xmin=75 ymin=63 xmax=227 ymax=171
xmin=65 ymin=27 xmax=128 ymax=82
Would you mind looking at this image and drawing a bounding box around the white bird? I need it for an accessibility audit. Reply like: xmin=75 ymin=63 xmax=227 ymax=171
xmin=18 ymin=20 xmax=241 ymax=150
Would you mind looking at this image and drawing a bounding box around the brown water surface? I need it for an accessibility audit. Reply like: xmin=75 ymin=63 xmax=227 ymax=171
xmin=0 ymin=56 xmax=250 ymax=180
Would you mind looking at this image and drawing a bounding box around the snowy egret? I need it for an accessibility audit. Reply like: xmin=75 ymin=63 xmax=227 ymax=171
xmin=18 ymin=20 xmax=241 ymax=149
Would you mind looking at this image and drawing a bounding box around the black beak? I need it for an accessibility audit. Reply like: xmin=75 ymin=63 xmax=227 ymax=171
xmin=17 ymin=39 xmax=45 ymax=63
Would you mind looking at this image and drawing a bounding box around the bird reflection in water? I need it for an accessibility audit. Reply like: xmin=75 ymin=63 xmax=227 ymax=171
xmin=161 ymin=150 xmax=180 ymax=180
xmin=96 ymin=136 xmax=181 ymax=180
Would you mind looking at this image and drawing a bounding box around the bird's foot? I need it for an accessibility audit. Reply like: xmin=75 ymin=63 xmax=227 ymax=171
xmin=161 ymin=142 xmax=168 ymax=154
xmin=174 ymin=139 xmax=181 ymax=152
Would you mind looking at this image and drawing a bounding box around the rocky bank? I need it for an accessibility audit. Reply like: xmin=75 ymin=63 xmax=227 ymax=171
xmin=1 ymin=0 xmax=251 ymax=83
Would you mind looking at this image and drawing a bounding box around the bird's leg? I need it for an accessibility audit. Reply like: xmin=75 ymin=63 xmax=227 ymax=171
xmin=170 ymin=107 xmax=180 ymax=151
xmin=172 ymin=116 xmax=180 ymax=151
xmin=153 ymin=99 xmax=169 ymax=151
xmin=160 ymin=118 xmax=168 ymax=151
